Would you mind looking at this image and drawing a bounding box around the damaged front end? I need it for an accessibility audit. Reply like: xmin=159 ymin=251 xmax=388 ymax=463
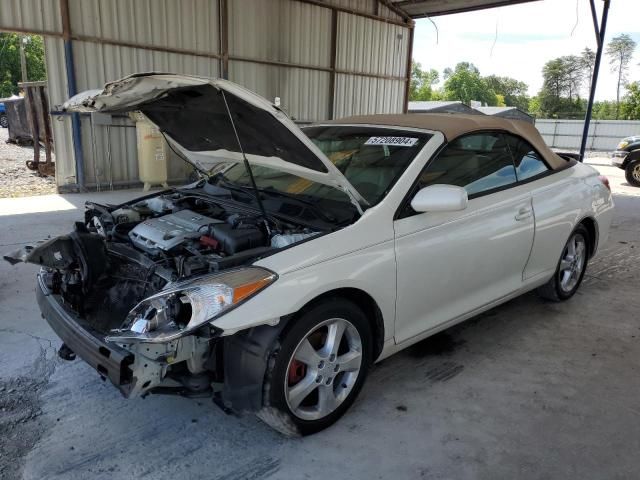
xmin=6 ymin=198 xmax=280 ymax=402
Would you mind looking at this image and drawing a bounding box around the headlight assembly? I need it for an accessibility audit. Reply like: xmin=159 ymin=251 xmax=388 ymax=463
xmin=106 ymin=267 xmax=277 ymax=343
xmin=617 ymin=141 xmax=629 ymax=150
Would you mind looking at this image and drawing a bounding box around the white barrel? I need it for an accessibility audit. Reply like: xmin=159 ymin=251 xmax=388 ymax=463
xmin=135 ymin=118 xmax=169 ymax=191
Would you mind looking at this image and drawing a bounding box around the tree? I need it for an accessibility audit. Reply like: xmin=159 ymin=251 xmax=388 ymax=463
xmin=621 ymin=81 xmax=640 ymax=120
xmin=409 ymin=61 xmax=439 ymax=101
xmin=537 ymin=58 xmax=585 ymax=119
xmin=592 ymin=100 xmax=617 ymax=120
xmin=542 ymin=58 xmax=568 ymax=98
xmin=484 ymin=75 xmax=530 ymax=111
xmin=580 ymin=47 xmax=596 ymax=96
xmin=561 ymin=55 xmax=583 ymax=101
xmin=606 ymin=34 xmax=637 ymax=119
xmin=443 ymin=62 xmax=497 ymax=106
xmin=0 ymin=33 xmax=47 ymax=97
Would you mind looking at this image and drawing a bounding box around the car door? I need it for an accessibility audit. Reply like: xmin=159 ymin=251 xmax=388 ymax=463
xmin=504 ymin=134 xmax=584 ymax=281
xmin=393 ymin=132 xmax=535 ymax=344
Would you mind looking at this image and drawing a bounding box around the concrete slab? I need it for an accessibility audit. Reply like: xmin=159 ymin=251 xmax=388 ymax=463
xmin=1 ymin=170 xmax=639 ymax=480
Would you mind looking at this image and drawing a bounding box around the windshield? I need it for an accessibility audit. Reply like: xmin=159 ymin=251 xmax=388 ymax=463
xmin=218 ymin=126 xmax=431 ymax=208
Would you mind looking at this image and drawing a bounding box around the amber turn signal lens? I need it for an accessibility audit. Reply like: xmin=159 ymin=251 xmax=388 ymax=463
xmin=232 ymin=276 xmax=274 ymax=304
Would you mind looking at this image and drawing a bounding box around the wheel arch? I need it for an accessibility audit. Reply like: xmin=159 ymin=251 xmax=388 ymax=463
xmin=622 ymin=149 xmax=640 ymax=168
xmin=578 ymin=216 xmax=598 ymax=258
xmin=286 ymin=287 xmax=386 ymax=362
xmin=219 ymin=287 xmax=386 ymax=414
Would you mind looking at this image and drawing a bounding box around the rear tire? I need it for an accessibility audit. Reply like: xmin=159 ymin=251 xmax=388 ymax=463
xmin=0 ymin=114 xmax=7 ymax=129
xmin=537 ymin=224 xmax=590 ymax=301
xmin=257 ymin=298 xmax=372 ymax=436
xmin=625 ymin=159 xmax=640 ymax=187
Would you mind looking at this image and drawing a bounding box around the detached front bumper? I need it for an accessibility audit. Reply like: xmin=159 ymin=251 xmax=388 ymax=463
xmin=611 ymin=151 xmax=628 ymax=168
xmin=36 ymin=273 xmax=137 ymax=396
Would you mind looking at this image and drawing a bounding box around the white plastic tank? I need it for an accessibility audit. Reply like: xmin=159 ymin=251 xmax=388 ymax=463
xmin=132 ymin=113 xmax=169 ymax=191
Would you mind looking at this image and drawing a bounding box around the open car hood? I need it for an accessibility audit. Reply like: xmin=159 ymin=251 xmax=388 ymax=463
xmin=62 ymin=73 xmax=367 ymax=209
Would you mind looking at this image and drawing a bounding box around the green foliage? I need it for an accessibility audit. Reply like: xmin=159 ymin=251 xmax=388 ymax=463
xmin=0 ymin=33 xmax=46 ymax=98
xmin=409 ymin=60 xmax=532 ymax=111
xmin=621 ymin=82 xmax=640 ymax=120
xmin=537 ymin=57 xmax=587 ymax=118
xmin=484 ymin=75 xmax=530 ymax=111
xmin=591 ymin=100 xmax=618 ymax=120
xmin=443 ymin=62 xmax=497 ymax=106
xmin=409 ymin=61 xmax=440 ymax=101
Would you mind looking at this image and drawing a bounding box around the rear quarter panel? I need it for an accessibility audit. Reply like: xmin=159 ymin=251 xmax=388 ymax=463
xmin=524 ymin=162 xmax=613 ymax=281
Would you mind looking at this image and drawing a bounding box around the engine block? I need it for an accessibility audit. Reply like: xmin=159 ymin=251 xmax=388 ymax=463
xmin=128 ymin=209 xmax=223 ymax=252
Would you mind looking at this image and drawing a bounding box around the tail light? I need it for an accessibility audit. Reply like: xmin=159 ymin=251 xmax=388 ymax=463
xmin=598 ymin=175 xmax=611 ymax=192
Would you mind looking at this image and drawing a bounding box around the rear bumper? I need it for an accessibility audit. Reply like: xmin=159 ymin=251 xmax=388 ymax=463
xmin=36 ymin=273 xmax=136 ymax=396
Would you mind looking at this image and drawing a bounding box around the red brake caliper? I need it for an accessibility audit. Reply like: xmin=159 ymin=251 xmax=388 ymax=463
xmin=288 ymin=359 xmax=307 ymax=385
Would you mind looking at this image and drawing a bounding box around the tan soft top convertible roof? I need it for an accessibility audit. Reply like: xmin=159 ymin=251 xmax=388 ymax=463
xmin=330 ymin=113 xmax=568 ymax=170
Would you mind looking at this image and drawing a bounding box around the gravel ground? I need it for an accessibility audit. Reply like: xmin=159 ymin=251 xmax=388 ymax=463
xmin=0 ymin=128 xmax=56 ymax=198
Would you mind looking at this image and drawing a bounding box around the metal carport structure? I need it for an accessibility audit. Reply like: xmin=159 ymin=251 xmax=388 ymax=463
xmin=0 ymin=0 xmax=608 ymax=191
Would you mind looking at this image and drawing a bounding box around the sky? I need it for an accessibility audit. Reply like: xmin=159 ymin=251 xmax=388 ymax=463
xmin=412 ymin=0 xmax=640 ymax=101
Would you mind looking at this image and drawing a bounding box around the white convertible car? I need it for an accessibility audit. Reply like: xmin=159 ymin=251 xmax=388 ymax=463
xmin=6 ymin=74 xmax=614 ymax=435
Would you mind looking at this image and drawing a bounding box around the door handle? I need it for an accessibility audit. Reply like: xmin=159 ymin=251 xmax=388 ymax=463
xmin=515 ymin=207 xmax=532 ymax=221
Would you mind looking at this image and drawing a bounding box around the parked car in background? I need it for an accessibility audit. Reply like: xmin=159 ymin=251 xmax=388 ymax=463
xmin=611 ymin=136 xmax=640 ymax=187
xmin=5 ymin=74 xmax=615 ymax=435
xmin=0 ymin=102 xmax=7 ymax=128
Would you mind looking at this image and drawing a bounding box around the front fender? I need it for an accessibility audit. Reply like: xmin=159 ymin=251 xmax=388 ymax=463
xmin=210 ymin=238 xmax=397 ymax=341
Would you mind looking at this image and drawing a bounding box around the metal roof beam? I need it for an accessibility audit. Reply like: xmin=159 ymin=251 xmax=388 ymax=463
xmin=392 ymin=0 xmax=540 ymax=18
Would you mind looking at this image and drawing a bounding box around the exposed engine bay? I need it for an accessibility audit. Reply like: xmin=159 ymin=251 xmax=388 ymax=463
xmin=18 ymin=186 xmax=321 ymax=339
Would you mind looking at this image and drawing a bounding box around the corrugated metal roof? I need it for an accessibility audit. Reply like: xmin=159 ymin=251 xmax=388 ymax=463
xmin=474 ymin=106 xmax=518 ymax=114
xmin=409 ymin=100 xmax=461 ymax=109
xmin=389 ymin=0 xmax=540 ymax=18
xmin=408 ymin=101 xmax=480 ymax=114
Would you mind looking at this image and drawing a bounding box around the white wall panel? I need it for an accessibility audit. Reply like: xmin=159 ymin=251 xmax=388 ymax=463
xmin=334 ymin=74 xmax=404 ymax=118
xmin=336 ymin=12 xmax=408 ymax=78
xmin=69 ymin=0 xmax=219 ymax=55
xmin=229 ymin=61 xmax=330 ymax=121
xmin=229 ymin=0 xmax=331 ymax=67
xmin=0 ymin=0 xmax=61 ymax=33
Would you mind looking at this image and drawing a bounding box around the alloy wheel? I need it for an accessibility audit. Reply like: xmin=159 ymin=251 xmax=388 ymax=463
xmin=633 ymin=163 xmax=640 ymax=183
xmin=558 ymin=232 xmax=586 ymax=293
xmin=285 ymin=318 xmax=362 ymax=421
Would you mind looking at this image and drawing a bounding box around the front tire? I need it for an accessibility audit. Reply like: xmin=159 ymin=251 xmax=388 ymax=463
xmin=257 ymin=299 xmax=372 ymax=436
xmin=537 ymin=224 xmax=589 ymax=301
xmin=0 ymin=114 xmax=7 ymax=128
xmin=625 ymin=159 xmax=640 ymax=187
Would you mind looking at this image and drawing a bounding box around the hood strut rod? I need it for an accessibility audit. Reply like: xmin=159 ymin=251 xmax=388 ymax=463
xmin=220 ymin=90 xmax=269 ymax=225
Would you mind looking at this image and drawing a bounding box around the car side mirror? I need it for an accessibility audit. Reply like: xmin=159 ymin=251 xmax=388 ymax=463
xmin=410 ymin=185 xmax=468 ymax=213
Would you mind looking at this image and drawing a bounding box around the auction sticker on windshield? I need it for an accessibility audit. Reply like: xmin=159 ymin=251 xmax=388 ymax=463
xmin=364 ymin=136 xmax=418 ymax=147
